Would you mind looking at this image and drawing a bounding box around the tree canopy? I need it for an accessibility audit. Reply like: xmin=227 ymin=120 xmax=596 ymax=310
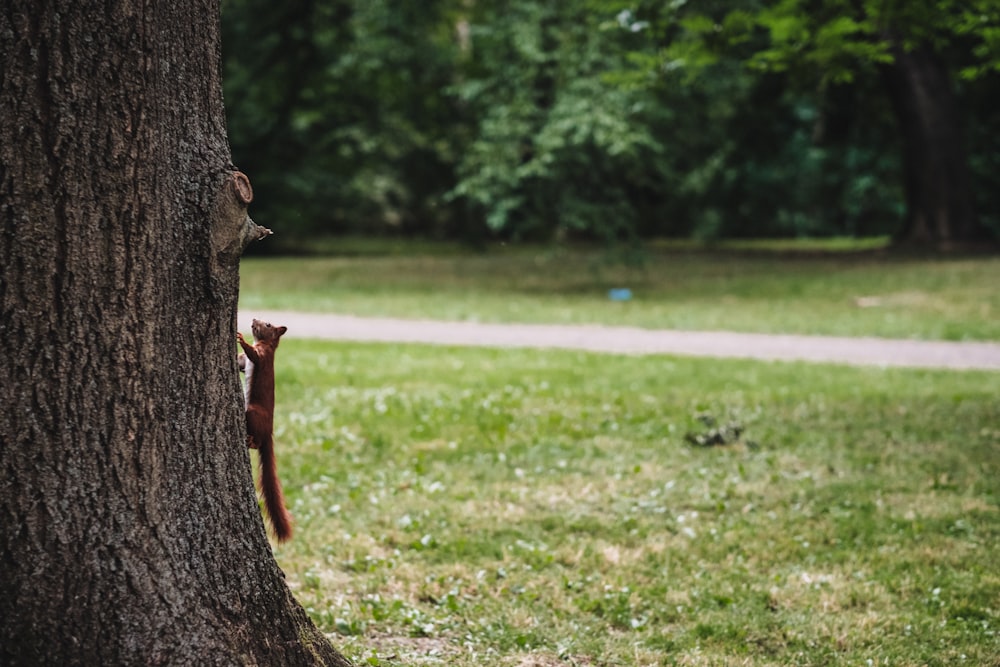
xmin=222 ymin=0 xmax=1000 ymax=246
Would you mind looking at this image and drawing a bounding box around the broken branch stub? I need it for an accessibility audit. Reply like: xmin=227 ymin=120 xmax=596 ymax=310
xmin=230 ymin=170 xmax=271 ymax=248
xmin=232 ymin=171 xmax=253 ymax=205
xmin=210 ymin=169 xmax=272 ymax=270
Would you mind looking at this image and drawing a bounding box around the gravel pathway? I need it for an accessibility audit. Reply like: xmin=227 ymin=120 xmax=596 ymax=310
xmin=240 ymin=310 xmax=1000 ymax=371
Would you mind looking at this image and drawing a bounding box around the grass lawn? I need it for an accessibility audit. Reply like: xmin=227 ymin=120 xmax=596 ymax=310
xmin=239 ymin=244 xmax=1000 ymax=341
xmin=263 ymin=340 xmax=1000 ymax=666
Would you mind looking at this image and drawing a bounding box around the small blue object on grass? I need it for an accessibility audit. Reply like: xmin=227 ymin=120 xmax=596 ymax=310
xmin=608 ymin=288 xmax=632 ymax=302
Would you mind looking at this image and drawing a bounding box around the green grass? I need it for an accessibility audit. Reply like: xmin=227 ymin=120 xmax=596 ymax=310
xmin=262 ymin=340 xmax=1000 ymax=666
xmin=240 ymin=245 xmax=1000 ymax=341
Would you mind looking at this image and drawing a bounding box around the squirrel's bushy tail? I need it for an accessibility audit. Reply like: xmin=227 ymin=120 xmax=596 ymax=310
xmin=257 ymin=435 xmax=293 ymax=542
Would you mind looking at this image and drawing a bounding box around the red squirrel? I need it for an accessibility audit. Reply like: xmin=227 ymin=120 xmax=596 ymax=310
xmin=237 ymin=319 xmax=292 ymax=542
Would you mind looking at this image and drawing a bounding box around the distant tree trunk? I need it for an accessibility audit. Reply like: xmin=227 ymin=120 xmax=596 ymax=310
xmin=0 ymin=2 xmax=350 ymax=665
xmin=880 ymin=41 xmax=986 ymax=247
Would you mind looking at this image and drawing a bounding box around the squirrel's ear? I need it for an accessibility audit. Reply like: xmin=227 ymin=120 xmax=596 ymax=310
xmin=277 ymin=326 xmax=288 ymax=337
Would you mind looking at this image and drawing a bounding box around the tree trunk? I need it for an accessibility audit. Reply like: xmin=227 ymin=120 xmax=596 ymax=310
xmin=0 ymin=2 xmax=350 ymax=665
xmin=880 ymin=41 xmax=985 ymax=247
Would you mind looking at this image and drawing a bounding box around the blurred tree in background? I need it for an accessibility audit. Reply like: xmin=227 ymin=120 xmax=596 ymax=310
xmin=222 ymin=0 xmax=999 ymax=248
xmin=643 ymin=0 xmax=1000 ymax=244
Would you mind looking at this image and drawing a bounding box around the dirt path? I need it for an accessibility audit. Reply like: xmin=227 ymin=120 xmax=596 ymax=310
xmin=241 ymin=310 xmax=1000 ymax=371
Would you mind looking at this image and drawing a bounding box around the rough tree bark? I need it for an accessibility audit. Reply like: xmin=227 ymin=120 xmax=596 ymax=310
xmin=881 ymin=40 xmax=985 ymax=247
xmin=0 ymin=2 xmax=350 ymax=665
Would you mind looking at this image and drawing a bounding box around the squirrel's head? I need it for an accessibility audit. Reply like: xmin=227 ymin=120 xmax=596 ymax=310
xmin=251 ymin=319 xmax=288 ymax=343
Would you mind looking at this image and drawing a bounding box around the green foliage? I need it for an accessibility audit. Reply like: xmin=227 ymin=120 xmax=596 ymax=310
xmin=955 ymin=0 xmax=1000 ymax=78
xmin=743 ymin=3 xmax=892 ymax=84
xmin=448 ymin=1 xmax=664 ymax=243
xmin=222 ymin=0 xmax=466 ymax=240
xmin=655 ymin=0 xmax=999 ymax=85
xmin=620 ymin=0 xmax=1000 ymax=240
xmin=221 ymin=0 xmax=1000 ymax=244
